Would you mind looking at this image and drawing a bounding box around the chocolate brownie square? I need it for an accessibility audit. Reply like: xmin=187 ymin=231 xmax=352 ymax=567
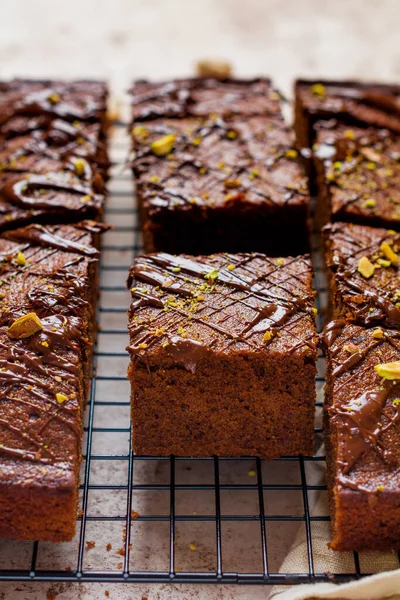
xmin=294 ymin=79 xmax=400 ymax=151
xmin=323 ymin=221 xmax=400 ymax=328
xmin=132 ymin=113 xmax=310 ymax=256
xmin=0 ymin=221 xmax=105 ymax=542
xmin=314 ymin=124 xmax=400 ymax=229
xmin=322 ymin=319 xmax=400 ymax=551
xmin=127 ymin=251 xmax=318 ymax=458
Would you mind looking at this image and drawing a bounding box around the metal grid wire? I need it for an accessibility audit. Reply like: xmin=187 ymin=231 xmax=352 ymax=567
xmin=0 ymin=121 xmax=398 ymax=588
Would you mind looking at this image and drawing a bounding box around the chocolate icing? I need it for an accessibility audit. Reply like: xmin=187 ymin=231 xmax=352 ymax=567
xmin=0 ymin=222 xmax=103 ymax=467
xmin=4 ymin=223 xmax=100 ymax=257
xmin=132 ymin=112 xmax=308 ymax=215
xmin=296 ymin=79 xmax=400 ymax=142
xmin=0 ymin=79 xmax=108 ymax=231
xmin=314 ymin=124 xmax=400 ymax=227
xmin=130 ymin=78 xmax=284 ymax=121
xmin=323 ymin=320 xmax=400 ymax=493
xmin=323 ymin=222 xmax=400 ymax=328
xmin=333 ymin=385 xmax=399 ymax=474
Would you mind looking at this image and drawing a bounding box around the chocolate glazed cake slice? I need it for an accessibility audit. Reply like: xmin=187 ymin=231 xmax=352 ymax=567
xmin=130 ymin=78 xmax=311 ymax=256
xmin=314 ymin=124 xmax=400 ymax=230
xmin=322 ymin=320 xmax=400 ymax=551
xmin=0 ymin=79 xmax=109 ymax=231
xmin=0 ymin=221 xmax=106 ymax=542
xmin=323 ymin=222 xmax=400 ymax=328
xmin=294 ymin=79 xmax=400 ymax=195
xmin=127 ymin=252 xmax=318 ymax=458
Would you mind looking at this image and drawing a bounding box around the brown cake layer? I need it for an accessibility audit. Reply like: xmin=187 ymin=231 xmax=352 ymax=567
xmin=0 ymin=79 xmax=109 ymax=231
xmin=313 ymin=123 xmax=400 ymax=229
xmin=130 ymin=77 xmax=284 ymax=121
xmin=0 ymin=221 xmax=105 ymax=542
xmin=127 ymin=251 xmax=318 ymax=458
xmin=322 ymin=320 xmax=400 ymax=551
xmin=131 ymin=96 xmax=310 ymax=255
xmin=323 ymin=221 xmax=400 ymax=328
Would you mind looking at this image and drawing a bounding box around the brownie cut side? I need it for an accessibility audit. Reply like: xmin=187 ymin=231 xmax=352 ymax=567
xmin=131 ymin=106 xmax=310 ymax=256
xmin=127 ymin=252 xmax=318 ymax=458
xmin=0 ymin=221 xmax=105 ymax=542
xmin=322 ymin=320 xmax=400 ymax=551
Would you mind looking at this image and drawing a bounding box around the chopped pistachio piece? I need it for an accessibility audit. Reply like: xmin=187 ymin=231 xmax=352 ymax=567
xmin=150 ymin=134 xmax=175 ymax=157
xmin=380 ymin=241 xmax=398 ymax=266
xmin=344 ymin=343 xmax=359 ymax=354
xmin=364 ymin=198 xmax=376 ymax=209
xmin=310 ymin=83 xmax=326 ymax=97
xmin=48 ymin=92 xmax=60 ymax=104
xmin=204 ymin=268 xmax=219 ymax=281
xmin=374 ymin=360 xmax=400 ymax=380
xmin=15 ymin=252 xmax=27 ymax=266
xmin=371 ymin=328 xmax=384 ymax=339
xmin=72 ymin=157 xmax=86 ymax=177
xmin=7 ymin=312 xmax=43 ymax=339
xmin=358 ymin=256 xmax=375 ymax=278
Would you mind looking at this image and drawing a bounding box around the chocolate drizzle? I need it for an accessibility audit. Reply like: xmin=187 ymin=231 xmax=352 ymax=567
xmin=297 ymin=79 xmax=400 ymax=140
xmin=130 ymin=78 xmax=284 ymax=121
xmin=0 ymin=222 xmax=102 ymax=468
xmin=132 ymin=112 xmax=308 ymax=214
xmin=4 ymin=223 xmax=100 ymax=257
xmin=323 ymin=222 xmax=400 ymax=328
xmin=333 ymin=386 xmax=393 ymax=473
xmin=0 ymin=80 xmax=108 ymax=231
xmin=314 ymin=122 xmax=400 ymax=227
xmin=323 ymin=320 xmax=400 ymax=493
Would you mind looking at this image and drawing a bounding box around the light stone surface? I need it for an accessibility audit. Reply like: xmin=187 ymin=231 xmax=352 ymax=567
xmin=1 ymin=1 xmax=400 ymax=599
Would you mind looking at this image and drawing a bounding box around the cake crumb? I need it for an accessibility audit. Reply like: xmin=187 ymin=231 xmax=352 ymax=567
xmin=86 ymin=540 xmax=96 ymax=549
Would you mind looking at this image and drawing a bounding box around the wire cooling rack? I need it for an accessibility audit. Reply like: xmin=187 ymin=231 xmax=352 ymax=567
xmin=0 ymin=121 xmax=399 ymax=588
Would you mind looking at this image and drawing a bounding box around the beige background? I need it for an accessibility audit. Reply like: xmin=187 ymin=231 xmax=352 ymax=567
xmin=1 ymin=1 xmax=400 ymax=599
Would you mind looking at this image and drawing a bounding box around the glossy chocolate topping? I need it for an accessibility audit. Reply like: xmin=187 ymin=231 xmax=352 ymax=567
xmin=0 ymin=79 xmax=108 ymax=127
xmin=0 ymin=121 xmax=109 ymax=175
xmin=322 ymin=320 xmax=400 ymax=492
xmin=296 ymin=79 xmax=400 ymax=139
xmin=0 ymin=222 xmax=101 ymax=478
xmin=132 ymin=115 xmax=308 ymax=215
xmin=130 ymin=78 xmax=284 ymax=121
xmin=0 ymin=79 xmax=108 ymax=231
xmin=324 ymin=221 xmax=400 ymax=328
xmin=315 ymin=124 xmax=400 ymax=226
xmin=128 ymin=252 xmax=318 ymax=373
